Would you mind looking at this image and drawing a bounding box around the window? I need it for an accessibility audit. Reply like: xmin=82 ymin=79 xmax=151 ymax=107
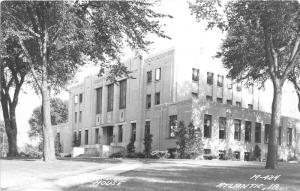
xmin=147 ymin=71 xmax=152 ymax=83
xmin=78 ymin=131 xmax=81 ymax=146
xmin=169 ymin=115 xmax=177 ymax=138
xmin=248 ymin=85 xmax=254 ymax=94
xmin=96 ymin=88 xmax=102 ymax=114
xmin=192 ymin=92 xmax=198 ymax=98
xmin=217 ymin=75 xmax=224 ymax=87
xmin=245 ymin=121 xmax=252 ymax=142
xmin=226 ymin=99 xmax=232 ymax=105
xmin=79 ymin=93 xmax=83 ymax=103
xmin=118 ymin=125 xmax=123 ymax=143
xmin=73 ymin=132 xmax=77 ymax=146
xmin=217 ymin=97 xmax=223 ymax=103
xmin=146 ymin=94 xmax=151 ymax=109
xmin=145 ymin=121 xmax=150 ymax=136
xmin=219 ymin=117 xmax=226 ymax=139
xmin=131 ymin=123 xmax=136 ymax=142
xmin=278 ymin=126 xmax=282 ymax=145
xmin=219 ymin=150 xmax=226 ymax=160
xmin=255 ymin=123 xmax=261 ymax=143
xmin=236 ymin=101 xmax=241 ymax=107
xmin=244 ymin=152 xmax=250 ymax=161
xmin=204 ymin=149 xmax=211 ymax=154
xmin=227 ymin=81 xmax=233 ymax=89
xmin=107 ymin=84 xmax=114 ymax=112
xmin=75 ymin=112 xmax=77 ymax=123
xmin=207 ymin=72 xmax=214 ymax=85
xmin=79 ymin=111 xmax=82 ymax=122
xmin=248 ymin=104 xmax=253 ymax=110
xmin=233 ymin=151 xmax=240 ymax=160
xmin=264 ymin=124 xmax=270 ymax=144
xmin=236 ymin=83 xmax=242 ymax=91
xmin=192 ymin=68 xmax=199 ymax=81
xmin=119 ymin=80 xmax=127 ymax=109
xmin=234 ymin=119 xmax=241 ymax=140
xmin=204 ymin=114 xmax=212 ymax=138
xmin=85 ymin=130 xmax=88 ymax=145
xmin=95 ymin=128 xmax=99 ymax=144
xmin=155 ymin=92 xmax=160 ymax=105
xmin=74 ymin=95 xmax=79 ymax=104
xmin=206 ymin=95 xmax=213 ymax=102
xmin=287 ymin=128 xmax=293 ymax=146
xmin=155 ymin=68 xmax=161 ymax=81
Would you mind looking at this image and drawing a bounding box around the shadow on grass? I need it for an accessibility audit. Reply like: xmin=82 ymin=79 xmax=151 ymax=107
xmin=58 ymin=157 xmax=123 ymax=164
xmin=0 ymin=156 xmax=40 ymax=161
xmin=61 ymin=161 xmax=300 ymax=191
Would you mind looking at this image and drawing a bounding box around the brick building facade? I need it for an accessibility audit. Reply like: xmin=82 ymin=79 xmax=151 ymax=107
xmin=68 ymin=48 xmax=300 ymax=160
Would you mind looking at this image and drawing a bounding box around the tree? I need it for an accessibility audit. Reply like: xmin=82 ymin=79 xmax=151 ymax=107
xmin=190 ymin=0 xmax=300 ymax=169
xmin=143 ymin=133 xmax=153 ymax=158
xmin=0 ymin=37 xmax=30 ymax=156
xmin=175 ymin=121 xmax=188 ymax=159
xmin=126 ymin=137 xmax=135 ymax=154
xmin=2 ymin=1 xmax=170 ymax=161
xmin=185 ymin=122 xmax=203 ymax=159
xmin=28 ymin=98 xmax=68 ymax=139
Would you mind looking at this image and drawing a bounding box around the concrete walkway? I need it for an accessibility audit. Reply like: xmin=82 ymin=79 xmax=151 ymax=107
xmin=1 ymin=159 xmax=143 ymax=191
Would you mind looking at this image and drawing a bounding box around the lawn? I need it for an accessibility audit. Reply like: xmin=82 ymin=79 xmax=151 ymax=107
xmin=63 ymin=160 xmax=300 ymax=191
xmin=1 ymin=158 xmax=299 ymax=191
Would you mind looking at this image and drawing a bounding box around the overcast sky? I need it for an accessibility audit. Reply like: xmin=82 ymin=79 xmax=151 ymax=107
xmin=5 ymin=0 xmax=300 ymax=147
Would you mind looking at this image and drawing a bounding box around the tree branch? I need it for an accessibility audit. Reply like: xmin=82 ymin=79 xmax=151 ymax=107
xmin=18 ymin=38 xmax=42 ymax=91
xmin=4 ymin=11 xmax=40 ymax=38
xmin=282 ymin=33 xmax=300 ymax=82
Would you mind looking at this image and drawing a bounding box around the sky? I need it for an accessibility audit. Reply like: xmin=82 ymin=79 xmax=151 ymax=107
xmin=2 ymin=0 xmax=300 ymax=147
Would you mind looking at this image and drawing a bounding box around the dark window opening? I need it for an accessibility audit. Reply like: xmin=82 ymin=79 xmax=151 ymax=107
xmin=155 ymin=92 xmax=160 ymax=105
xmin=192 ymin=68 xmax=199 ymax=81
xmin=146 ymin=94 xmax=151 ymax=109
xmin=245 ymin=121 xmax=252 ymax=142
xmin=207 ymin=72 xmax=214 ymax=85
xmin=119 ymin=80 xmax=127 ymax=109
xmin=219 ymin=117 xmax=226 ymax=139
xmin=234 ymin=119 xmax=241 ymax=141
xmin=107 ymin=84 xmax=114 ymax=112
xmin=255 ymin=123 xmax=261 ymax=143
xmin=204 ymin=114 xmax=212 ymax=138
xmin=169 ymin=115 xmax=177 ymax=138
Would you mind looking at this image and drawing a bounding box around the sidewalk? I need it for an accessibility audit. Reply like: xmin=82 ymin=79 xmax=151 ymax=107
xmin=1 ymin=159 xmax=143 ymax=191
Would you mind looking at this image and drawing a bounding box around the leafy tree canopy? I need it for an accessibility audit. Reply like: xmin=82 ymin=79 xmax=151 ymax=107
xmin=190 ymin=1 xmax=300 ymax=87
xmin=28 ymin=98 xmax=68 ymax=138
xmin=2 ymin=1 xmax=171 ymax=89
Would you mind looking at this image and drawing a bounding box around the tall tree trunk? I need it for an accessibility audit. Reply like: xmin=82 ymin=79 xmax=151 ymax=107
xmin=41 ymin=84 xmax=56 ymax=161
xmin=1 ymin=97 xmax=18 ymax=156
xmin=296 ymin=90 xmax=300 ymax=113
xmin=266 ymin=80 xmax=282 ymax=169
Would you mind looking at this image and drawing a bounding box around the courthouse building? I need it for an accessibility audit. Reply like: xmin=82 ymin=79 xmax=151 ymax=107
xmin=68 ymin=48 xmax=300 ymax=160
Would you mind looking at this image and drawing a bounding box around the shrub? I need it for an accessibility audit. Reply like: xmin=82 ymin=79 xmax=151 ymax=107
xmin=55 ymin=135 xmax=63 ymax=156
xmin=109 ymin=151 xmax=125 ymax=158
xmin=126 ymin=137 xmax=135 ymax=154
xmin=23 ymin=144 xmax=42 ymax=158
xmin=167 ymin=148 xmax=177 ymax=159
xmin=175 ymin=121 xmax=188 ymax=158
xmin=143 ymin=133 xmax=153 ymax=158
xmin=150 ymin=151 xmax=170 ymax=159
xmin=253 ymin=145 xmax=261 ymax=161
xmin=176 ymin=121 xmax=204 ymax=159
xmin=225 ymin=148 xmax=234 ymax=160
xmin=125 ymin=152 xmax=145 ymax=158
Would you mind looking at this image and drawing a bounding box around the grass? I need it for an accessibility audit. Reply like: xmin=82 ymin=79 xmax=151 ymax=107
xmin=1 ymin=158 xmax=299 ymax=191
xmin=63 ymin=160 xmax=300 ymax=191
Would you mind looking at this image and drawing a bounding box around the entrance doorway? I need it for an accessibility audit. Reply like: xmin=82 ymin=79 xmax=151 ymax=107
xmin=102 ymin=126 xmax=114 ymax=145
